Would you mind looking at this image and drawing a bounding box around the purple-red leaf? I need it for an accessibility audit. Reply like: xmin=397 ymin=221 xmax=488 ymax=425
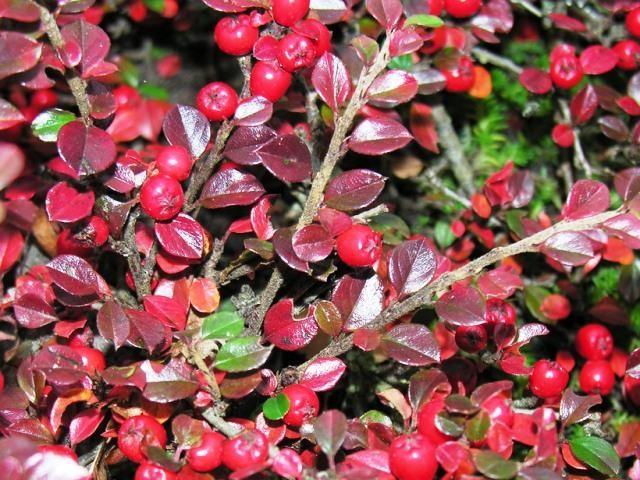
xmin=223 ymin=126 xmax=277 ymax=165
xmin=45 ymin=182 xmax=94 ymax=223
xmin=97 ymin=300 xmax=130 ymax=350
xmin=292 ymin=224 xmax=334 ymax=262
xmin=234 ymin=96 xmax=273 ymax=126
xmin=69 ymin=408 xmax=105 ymax=446
xmin=311 ymin=52 xmax=351 ymax=112
xmin=603 ymin=214 xmax=640 ymax=249
xmin=365 ymin=0 xmax=402 ymax=29
xmin=519 ymin=68 xmax=552 ymax=95
xmin=368 ymin=70 xmax=418 ymax=108
xmin=163 ymin=105 xmax=211 ymax=159
xmin=324 ymin=169 xmax=386 ymax=211
xmin=388 ymin=238 xmax=437 ymax=297
xmin=0 ymin=98 xmax=25 ymax=130
xmin=154 ymin=213 xmax=204 ymax=260
xmin=381 ymin=323 xmax=440 ymax=366
xmin=264 ymin=298 xmax=318 ymax=351
xmin=0 ymin=31 xmax=41 ymax=80
xmin=435 ymin=284 xmax=486 ymax=327
xmin=580 ymin=46 xmax=618 ymax=75
xmin=200 ymin=169 xmax=265 ymax=209
xmin=562 ymin=179 xmax=610 ymax=219
xmin=273 ymin=227 xmax=310 ymax=273
xmin=541 ymin=231 xmax=595 ymax=266
xmin=258 ymin=134 xmax=312 ymax=182
xmin=349 ymin=118 xmax=412 ymax=155
xmin=60 ymin=20 xmax=116 ymax=79
xmin=300 ymin=357 xmax=347 ymax=392
xmin=570 ymin=84 xmax=598 ymax=125
xmin=13 ymin=294 xmax=57 ymax=329
xmin=57 ymin=120 xmax=117 ymax=177
xmin=46 ymin=254 xmax=110 ymax=298
xmin=332 ymin=274 xmax=384 ymax=330
xmin=140 ymin=359 xmax=199 ymax=403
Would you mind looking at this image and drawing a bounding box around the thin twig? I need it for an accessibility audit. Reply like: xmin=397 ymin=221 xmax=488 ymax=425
xmin=472 ymin=47 xmax=523 ymax=75
xmin=559 ymin=100 xmax=594 ymax=177
xmin=510 ymin=0 xmax=542 ymax=17
xmin=202 ymin=407 xmax=243 ymax=437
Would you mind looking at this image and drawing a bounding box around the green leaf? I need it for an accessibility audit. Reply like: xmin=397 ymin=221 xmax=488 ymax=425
xmin=139 ymin=83 xmax=169 ymax=101
xmin=465 ymin=410 xmax=490 ymax=442
xmin=31 ymin=109 xmax=75 ymax=142
xmin=202 ymin=307 xmax=244 ymax=340
xmin=388 ymin=54 xmax=413 ymax=70
xmin=120 ymin=59 xmax=140 ymax=87
xmin=263 ymin=393 xmax=290 ymax=420
xmin=369 ymin=213 xmax=410 ymax=245
xmin=142 ymin=0 xmax=164 ymax=13
xmin=434 ymin=220 xmax=456 ymax=249
xmin=524 ymin=285 xmax=551 ymax=323
xmin=474 ymin=451 xmax=518 ymax=480
xmin=569 ymin=436 xmax=620 ymax=476
xmin=404 ymin=14 xmax=444 ymax=28
xmin=214 ymin=337 xmax=272 ymax=372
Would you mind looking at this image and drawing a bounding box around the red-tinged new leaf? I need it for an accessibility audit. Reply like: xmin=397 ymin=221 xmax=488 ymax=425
xmin=408 ymin=369 xmax=451 ymax=413
xmin=603 ymin=214 xmax=640 ymax=249
xmin=324 ymin=169 xmax=386 ymax=211
xmin=6 ymin=418 xmax=54 ymax=444
xmin=0 ymin=224 xmax=24 ymax=274
xmin=154 ymin=213 xmax=204 ymax=260
xmin=349 ymin=118 xmax=412 ymax=155
xmin=292 ymin=224 xmax=334 ymax=262
xmin=46 ymin=254 xmax=110 ymax=298
xmin=352 ymin=328 xmax=381 ymax=351
xmin=332 ymin=274 xmax=385 ymax=330
xmin=45 ymin=182 xmax=94 ymax=223
xmin=580 ymin=46 xmax=618 ymax=75
xmin=410 ymin=102 xmax=439 ymax=153
xmin=57 ymin=120 xmax=117 ymax=177
xmin=189 ymin=278 xmax=220 ymax=314
xmin=388 ymin=238 xmax=437 ymax=297
xmin=477 ymin=266 xmax=523 ymax=299
xmin=223 ymin=126 xmax=277 ymax=165
xmin=163 ymin=104 xmax=211 ymax=158
xmin=0 ymin=31 xmax=42 ymax=80
xmin=13 ymin=294 xmax=57 ymax=329
xmin=365 ymin=0 xmax=402 ymax=29
xmin=97 ymin=300 xmax=130 ymax=349
xmin=548 ymin=12 xmax=586 ymax=32
xmin=436 ymin=442 xmax=471 ymax=473
xmin=140 ymin=359 xmax=199 ymax=403
xmin=560 ymin=390 xmax=602 ymax=427
xmin=234 ymin=96 xmax=273 ymax=126
xmin=273 ymin=227 xmax=310 ymax=273
xmin=368 ymin=70 xmax=418 ymax=108
xmin=381 ymin=323 xmax=440 ymax=366
xmin=127 ymin=308 xmax=168 ymax=352
xmin=519 ymin=68 xmax=552 ymax=95
xmin=389 ymin=28 xmax=423 ymax=57
xmin=264 ymin=298 xmax=318 ymax=351
xmin=299 ymin=357 xmax=347 ymax=392
xmin=0 ymin=98 xmax=25 ymax=130
xmin=60 ymin=20 xmax=116 ymax=79
xmin=200 ymin=169 xmax=265 ymax=209
xmin=311 ymin=53 xmax=351 ymax=112
xmin=570 ymin=84 xmax=598 ymax=125
xmin=435 ymin=284 xmax=486 ymax=327
xmin=313 ymin=410 xmax=347 ymax=458
xmin=144 ymin=295 xmax=187 ymax=330
xmin=562 ymin=179 xmax=610 ymax=219
xmin=258 ymin=134 xmax=312 ymax=182
xmin=541 ymin=231 xmax=594 ymax=266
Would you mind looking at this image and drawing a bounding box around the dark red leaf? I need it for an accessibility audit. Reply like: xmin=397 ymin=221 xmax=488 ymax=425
xmin=200 ymin=169 xmax=265 ymax=209
xmin=332 ymin=274 xmax=384 ymax=330
xmin=541 ymin=231 xmax=595 ymax=266
xmin=223 ymin=126 xmax=277 ymax=165
xmin=60 ymin=20 xmax=116 ymax=79
xmin=519 ymin=68 xmax=552 ymax=95
xmin=381 ymin=323 xmax=440 ymax=366
xmin=300 ymin=357 xmax=347 ymax=392
xmin=234 ymin=96 xmax=273 ymax=126
xmin=97 ymin=300 xmax=130 ymax=350
xmin=388 ymin=238 xmax=437 ymax=297
xmin=13 ymin=294 xmax=57 ymax=329
xmin=292 ymin=224 xmax=334 ymax=262
xmin=0 ymin=31 xmax=42 ymax=80
xmin=45 ymin=182 xmax=94 ymax=223
xmin=410 ymin=102 xmax=439 ymax=153
xmin=311 ymin=52 xmax=351 ymax=112
xmin=126 ymin=308 xmax=168 ymax=352
xmin=562 ymin=179 xmax=610 ymax=219
xmin=69 ymin=408 xmax=105 ymax=446
xmin=580 ymin=46 xmax=619 ymax=75
xmin=0 ymin=224 xmax=24 ymax=274
xmin=46 ymin=254 xmax=110 ymax=298
xmin=548 ymin=13 xmax=586 ymax=32
xmin=349 ymin=118 xmax=412 ymax=155
xmin=368 ymin=70 xmax=418 ymax=108
xmin=598 ymin=116 xmax=629 ymax=142
xmin=140 ymin=359 xmax=199 ymax=403
xmin=163 ymin=104 xmax=211 ymax=159
xmin=324 ymin=169 xmax=386 ymax=211
xmin=435 ymin=283 xmax=486 ymax=327
xmin=272 ymin=227 xmax=310 ymax=273
xmin=559 ymin=390 xmax=601 ymax=427
xmin=154 ymin=213 xmax=204 ymax=260
xmin=0 ymin=0 xmax=40 ymax=22
xmin=0 ymin=99 xmax=25 ymax=130
xmin=264 ymin=298 xmax=318 ymax=351
xmin=258 ymin=134 xmax=312 ymax=182
xmin=57 ymin=120 xmax=117 ymax=177
xmin=570 ymin=84 xmax=598 ymax=125
xmin=365 ymin=0 xmax=402 ymax=29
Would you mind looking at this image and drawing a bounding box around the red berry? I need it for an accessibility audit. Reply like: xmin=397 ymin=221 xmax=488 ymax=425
xmin=222 ymin=429 xmax=269 ymax=471
xmin=336 ymin=224 xmax=382 ymax=268
xmin=417 ymin=398 xmax=453 ymax=445
xmin=118 ymin=415 xmax=167 ymax=463
xmin=113 ymin=85 xmax=141 ymax=108
xmin=624 ymin=374 xmax=640 ymax=406
xmin=455 ymin=324 xmax=488 ymax=353
xmin=484 ymin=298 xmax=516 ymax=335
xmin=293 ymin=19 xmax=332 ymax=57
xmin=129 ymin=0 xmax=147 ymax=22
xmin=549 ymin=55 xmax=583 ymax=90
xmin=575 ymin=324 xmax=613 ymax=361
xmin=426 ymin=0 xmax=444 ymax=15
xmin=139 ymin=174 xmax=184 ymax=221
xmin=444 ymin=0 xmax=482 ymax=18
xmin=579 ymin=360 xmax=615 ymax=395
xmin=249 ymin=61 xmax=292 ymax=103
xmin=440 ymin=56 xmax=476 ymax=93
xmin=389 ymin=433 xmax=437 ymax=480
xmin=57 ymin=229 xmax=94 ymax=257
xmin=614 ymin=40 xmax=640 ymax=70
xmin=76 ymin=346 xmax=106 ymax=375
xmin=186 ymin=431 xmax=225 ymax=472
xmin=482 ymin=394 xmax=514 ymax=427
xmin=627 ymin=8 xmax=640 ymax=38
xmin=277 ymin=33 xmax=317 ymax=73
xmin=196 ymin=82 xmax=238 ymax=121
xmin=282 ymin=384 xmax=320 ymax=427
xmin=39 ymin=445 xmax=78 ymax=460
xmin=31 ymin=89 xmax=58 ymax=110
xmin=81 ymin=216 xmax=110 ymax=247
xmin=529 ymin=359 xmax=569 ymax=399
xmin=156 ymin=146 xmax=193 ymax=181
xmin=272 ymin=0 xmax=310 ymax=27
xmin=549 ymin=43 xmax=576 ymax=63
xmin=214 ymin=15 xmax=259 ymax=56
xmin=135 ymin=462 xmax=177 ymax=480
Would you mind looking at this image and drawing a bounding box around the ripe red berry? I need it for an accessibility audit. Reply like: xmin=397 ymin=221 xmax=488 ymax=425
xmin=336 ymin=224 xmax=382 ymax=268
xmin=579 ymin=360 xmax=615 ymax=395
xmin=293 ymin=19 xmax=332 ymax=57
xmin=282 ymin=384 xmax=320 ymax=427
xmin=113 ymin=85 xmax=141 ymax=108
xmin=272 ymin=0 xmax=310 ymax=27
xmin=250 ymin=61 xmax=292 ymax=103
xmin=575 ymin=324 xmax=613 ymax=360
xmin=186 ymin=431 xmax=225 ymax=472
xmin=196 ymin=82 xmax=238 ymax=121
xmin=222 ymin=429 xmax=269 ymax=471
xmin=389 ymin=433 xmax=438 ymax=480
xmin=549 ymin=55 xmax=583 ymax=90
xmin=277 ymin=33 xmax=317 ymax=73
xmin=444 ymin=0 xmax=482 ymax=18
xmin=76 ymin=346 xmax=106 ymax=375
xmin=139 ymin=174 xmax=184 ymax=221
xmin=214 ymin=15 xmax=259 ymax=56
xmin=613 ymin=40 xmax=640 ymax=71
xmin=135 ymin=462 xmax=177 ymax=480
xmin=426 ymin=0 xmax=444 ymax=15
xmin=455 ymin=324 xmax=488 ymax=353
xmin=31 ymin=89 xmax=58 ymax=110
xmin=440 ymin=56 xmax=476 ymax=93
xmin=81 ymin=216 xmax=110 ymax=247
xmin=627 ymin=8 xmax=640 ymax=38
xmin=529 ymin=359 xmax=569 ymax=399
xmin=484 ymin=298 xmax=516 ymax=334
xmin=118 ymin=415 xmax=167 ymax=463
xmin=156 ymin=146 xmax=193 ymax=181
xmin=417 ymin=398 xmax=453 ymax=445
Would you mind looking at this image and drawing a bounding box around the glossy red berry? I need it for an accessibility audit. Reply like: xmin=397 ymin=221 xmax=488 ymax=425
xmin=549 ymin=55 xmax=583 ymax=90
xmin=272 ymin=0 xmax=310 ymax=27
xmin=529 ymin=359 xmax=569 ymax=399
xmin=417 ymin=398 xmax=453 ymax=445
xmin=627 ymin=8 xmax=640 ymax=38
xmin=444 ymin=0 xmax=482 ymax=18
xmin=389 ymin=433 xmax=437 ymax=480
xmin=336 ymin=224 xmax=382 ymax=268
xmin=440 ymin=56 xmax=476 ymax=93
xmin=81 ymin=216 xmax=110 ymax=247
xmin=277 ymin=33 xmax=317 ymax=72
xmin=426 ymin=0 xmax=444 ymax=15
xmin=614 ymin=40 xmax=640 ymax=71
xmin=250 ymin=61 xmax=292 ymax=103
xmin=31 ymin=89 xmax=58 ymax=110
xmin=186 ymin=431 xmax=225 ymax=472
xmin=455 ymin=324 xmax=488 ymax=353
xmin=140 ymin=174 xmax=184 ymax=221
xmin=222 ymin=429 xmax=269 ymax=471
xmin=135 ymin=462 xmax=177 ymax=480
xmin=293 ymin=19 xmax=332 ymax=56
xmin=575 ymin=324 xmax=613 ymax=360
xmin=113 ymin=85 xmax=141 ymax=108
xmin=282 ymin=384 xmax=320 ymax=427
xmin=579 ymin=360 xmax=615 ymax=395
xmin=214 ymin=15 xmax=259 ymax=56
xmin=118 ymin=415 xmax=167 ymax=463
xmin=156 ymin=145 xmax=193 ymax=181
xmin=76 ymin=346 xmax=106 ymax=375
xmin=196 ymin=82 xmax=238 ymax=121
